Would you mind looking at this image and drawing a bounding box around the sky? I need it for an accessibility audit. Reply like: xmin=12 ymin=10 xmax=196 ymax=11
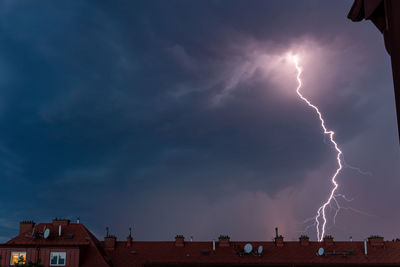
xmin=0 ymin=0 xmax=399 ymax=243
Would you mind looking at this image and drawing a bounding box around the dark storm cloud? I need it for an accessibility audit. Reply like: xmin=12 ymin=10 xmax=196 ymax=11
xmin=0 ymin=0 xmax=398 ymax=242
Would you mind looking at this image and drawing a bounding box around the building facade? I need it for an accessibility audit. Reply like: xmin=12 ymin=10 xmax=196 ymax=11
xmin=1 ymin=219 xmax=400 ymax=267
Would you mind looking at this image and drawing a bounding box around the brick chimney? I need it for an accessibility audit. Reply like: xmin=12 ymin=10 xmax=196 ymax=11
xmin=104 ymin=235 xmax=117 ymax=249
xmin=323 ymin=235 xmax=334 ymax=246
xmin=126 ymin=227 xmax=133 ymax=247
xmin=175 ymin=235 xmax=185 ymax=247
xmin=52 ymin=218 xmax=70 ymax=226
xmin=218 ymin=235 xmax=230 ymax=247
xmin=368 ymin=236 xmax=384 ymax=247
xmin=299 ymin=235 xmax=309 ymax=246
xmin=126 ymin=236 xmax=133 ymax=247
xmin=19 ymin=221 xmax=35 ymax=235
xmin=275 ymin=236 xmax=284 ymax=247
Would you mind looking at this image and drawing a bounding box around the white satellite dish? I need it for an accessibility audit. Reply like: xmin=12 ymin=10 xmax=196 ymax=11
xmin=244 ymin=243 xmax=253 ymax=254
xmin=44 ymin=228 xmax=50 ymax=239
xmin=258 ymin=245 xmax=263 ymax=254
xmin=317 ymin=247 xmax=324 ymax=256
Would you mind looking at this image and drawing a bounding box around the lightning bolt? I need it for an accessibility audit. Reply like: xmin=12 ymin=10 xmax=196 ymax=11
xmin=292 ymin=56 xmax=343 ymax=242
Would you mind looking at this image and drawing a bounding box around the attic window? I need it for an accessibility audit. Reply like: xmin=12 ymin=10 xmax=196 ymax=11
xmin=10 ymin=252 xmax=26 ymax=265
xmin=50 ymin=252 xmax=66 ymax=266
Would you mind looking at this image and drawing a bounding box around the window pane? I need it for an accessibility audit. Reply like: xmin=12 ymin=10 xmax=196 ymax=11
xmin=50 ymin=255 xmax=58 ymax=264
xmin=11 ymin=254 xmax=19 ymax=264
xmin=58 ymin=252 xmax=66 ymax=265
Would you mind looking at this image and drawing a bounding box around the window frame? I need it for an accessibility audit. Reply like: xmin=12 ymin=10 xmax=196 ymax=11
xmin=10 ymin=251 xmax=26 ymax=265
xmin=49 ymin=252 xmax=66 ymax=266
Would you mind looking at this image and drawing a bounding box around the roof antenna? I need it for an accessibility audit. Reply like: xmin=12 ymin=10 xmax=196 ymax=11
xmin=106 ymin=227 xmax=109 ymax=237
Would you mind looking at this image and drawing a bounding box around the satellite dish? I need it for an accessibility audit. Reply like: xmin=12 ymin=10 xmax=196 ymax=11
xmin=258 ymin=245 xmax=263 ymax=254
xmin=244 ymin=243 xmax=253 ymax=254
xmin=44 ymin=228 xmax=50 ymax=239
xmin=318 ymin=247 xmax=324 ymax=256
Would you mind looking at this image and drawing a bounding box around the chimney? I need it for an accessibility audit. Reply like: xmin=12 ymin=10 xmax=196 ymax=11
xmin=77 ymin=217 xmax=80 ymax=224
xmin=364 ymin=239 xmax=368 ymax=255
xmin=19 ymin=221 xmax=35 ymax=235
xmin=58 ymin=225 xmax=62 ymax=237
xmin=299 ymin=235 xmax=309 ymax=246
xmin=52 ymin=218 xmax=70 ymax=226
xmin=218 ymin=235 xmax=230 ymax=247
xmin=175 ymin=235 xmax=185 ymax=247
xmin=212 ymin=239 xmax=216 ymax=251
xmin=323 ymin=235 xmax=334 ymax=246
xmin=126 ymin=227 xmax=133 ymax=247
xmin=104 ymin=235 xmax=117 ymax=249
xmin=275 ymin=227 xmax=279 ymax=238
xmin=275 ymin=235 xmax=284 ymax=247
xmin=368 ymin=235 xmax=384 ymax=248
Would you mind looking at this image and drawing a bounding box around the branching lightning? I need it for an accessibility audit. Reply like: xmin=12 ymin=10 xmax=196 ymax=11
xmin=291 ymin=55 xmax=343 ymax=241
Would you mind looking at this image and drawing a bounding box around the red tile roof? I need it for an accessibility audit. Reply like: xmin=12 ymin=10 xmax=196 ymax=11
xmin=105 ymin=240 xmax=400 ymax=266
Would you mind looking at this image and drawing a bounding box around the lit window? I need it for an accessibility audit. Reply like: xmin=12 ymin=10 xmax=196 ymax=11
xmin=50 ymin=252 xmax=66 ymax=266
xmin=10 ymin=252 xmax=26 ymax=265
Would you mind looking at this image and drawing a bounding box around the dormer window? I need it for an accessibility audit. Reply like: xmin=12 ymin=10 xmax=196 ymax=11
xmin=10 ymin=252 xmax=26 ymax=265
xmin=50 ymin=252 xmax=66 ymax=266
